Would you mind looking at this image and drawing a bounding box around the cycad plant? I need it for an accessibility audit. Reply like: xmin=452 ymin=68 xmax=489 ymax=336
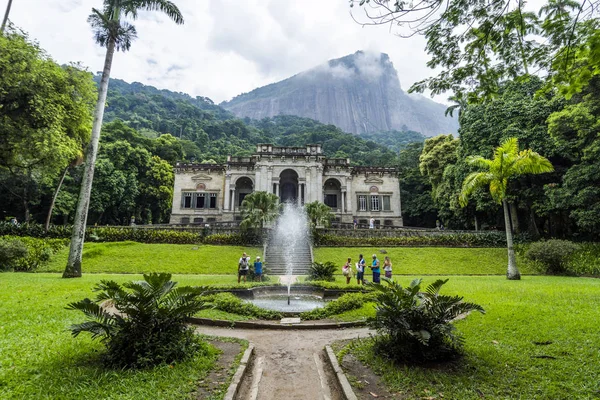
xmin=368 ymin=278 xmax=485 ymax=362
xmin=64 ymin=0 xmax=184 ymax=278
xmin=307 ymin=261 xmax=337 ymax=281
xmin=240 ymin=191 xmax=279 ymax=230
xmin=68 ymin=273 xmax=208 ymax=368
xmin=460 ymin=137 xmax=553 ymax=280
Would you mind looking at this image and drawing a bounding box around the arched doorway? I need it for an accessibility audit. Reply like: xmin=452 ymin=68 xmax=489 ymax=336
xmin=323 ymin=178 xmax=342 ymax=210
xmin=235 ymin=177 xmax=253 ymax=207
xmin=279 ymin=169 xmax=298 ymax=203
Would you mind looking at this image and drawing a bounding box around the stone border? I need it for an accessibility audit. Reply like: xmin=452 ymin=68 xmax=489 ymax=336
xmin=324 ymin=345 xmax=358 ymax=400
xmin=223 ymin=343 xmax=255 ymax=400
xmin=188 ymin=316 xmax=366 ymax=330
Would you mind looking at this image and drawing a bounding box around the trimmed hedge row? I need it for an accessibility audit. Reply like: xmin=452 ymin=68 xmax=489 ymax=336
xmin=313 ymin=231 xmax=531 ymax=248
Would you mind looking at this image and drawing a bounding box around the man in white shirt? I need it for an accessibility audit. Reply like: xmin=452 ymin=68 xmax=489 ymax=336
xmin=238 ymin=252 xmax=250 ymax=283
xmin=369 ymin=218 xmax=375 ymax=229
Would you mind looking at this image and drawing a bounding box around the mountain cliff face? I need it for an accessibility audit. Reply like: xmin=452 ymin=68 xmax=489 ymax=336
xmin=220 ymin=51 xmax=458 ymax=137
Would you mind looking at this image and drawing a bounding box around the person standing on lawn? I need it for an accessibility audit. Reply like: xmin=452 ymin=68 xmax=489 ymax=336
xmin=253 ymin=256 xmax=263 ymax=282
xmin=383 ymin=256 xmax=392 ymax=279
xmin=238 ymin=252 xmax=250 ymax=283
xmin=370 ymin=254 xmax=381 ymax=283
xmin=356 ymin=254 xmax=366 ymax=285
xmin=342 ymin=257 xmax=352 ymax=284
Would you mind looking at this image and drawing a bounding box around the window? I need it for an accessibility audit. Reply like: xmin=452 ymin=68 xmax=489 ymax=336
xmin=371 ymin=195 xmax=380 ymax=211
xmin=209 ymin=193 xmax=217 ymax=209
xmin=358 ymin=195 xmax=367 ymax=211
xmin=180 ymin=217 xmax=190 ymax=224
xmin=384 ymin=219 xmax=393 ymax=226
xmin=193 ymin=217 xmax=203 ymax=224
xmin=183 ymin=193 xmax=192 ymax=208
xmin=383 ymin=196 xmax=391 ymax=211
xmin=324 ymin=194 xmax=337 ymax=208
xmin=195 ymin=193 xmax=205 ymax=209
xmin=239 ymin=193 xmax=248 ymax=206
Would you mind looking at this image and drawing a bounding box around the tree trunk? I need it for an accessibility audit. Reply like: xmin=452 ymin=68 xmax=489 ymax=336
xmin=474 ymin=214 xmax=479 ymax=231
xmin=509 ymin=202 xmax=520 ymax=233
xmin=503 ymin=199 xmax=520 ymax=280
xmin=63 ymin=38 xmax=116 ymax=278
xmin=45 ymin=165 xmax=69 ymax=232
xmin=1 ymin=0 xmax=13 ymax=33
xmin=528 ymin=206 xmax=540 ymax=238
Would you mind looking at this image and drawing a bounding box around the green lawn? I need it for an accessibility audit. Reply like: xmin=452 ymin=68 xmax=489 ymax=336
xmin=337 ymin=275 xmax=600 ymax=399
xmin=0 ymin=273 xmax=259 ymax=399
xmin=41 ymin=242 xmax=263 ymax=274
xmin=314 ymin=247 xmax=537 ymax=275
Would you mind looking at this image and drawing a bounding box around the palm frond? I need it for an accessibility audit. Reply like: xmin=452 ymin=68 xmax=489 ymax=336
xmin=123 ymin=0 xmax=184 ymax=24
xmin=459 ymin=172 xmax=493 ymax=206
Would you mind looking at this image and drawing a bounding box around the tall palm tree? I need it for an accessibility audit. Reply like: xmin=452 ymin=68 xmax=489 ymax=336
xmin=240 ymin=191 xmax=280 ymax=230
xmin=1 ymin=0 xmax=13 ymax=34
xmin=459 ymin=137 xmax=553 ymax=280
xmin=304 ymin=201 xmax=334 ymax=228
xmin=63 ymin=0 xmax=183 ymax=278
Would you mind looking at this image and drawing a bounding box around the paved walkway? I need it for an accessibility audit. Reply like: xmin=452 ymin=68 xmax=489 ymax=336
xmin=196 ymin=325 xmax=371 ymax=400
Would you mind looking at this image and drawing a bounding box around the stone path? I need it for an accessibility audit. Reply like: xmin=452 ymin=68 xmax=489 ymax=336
xmin=195 ymin=325 xmax=371 ymax=400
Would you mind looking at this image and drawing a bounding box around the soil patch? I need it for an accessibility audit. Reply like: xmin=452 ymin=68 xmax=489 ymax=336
xmin=340 ymin=352 xmax=401 ymax=399
xmin=194 ymin=339 xmax=242 ymax=400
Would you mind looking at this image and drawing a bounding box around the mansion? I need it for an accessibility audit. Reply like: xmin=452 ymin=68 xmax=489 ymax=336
xmin=170 ymin=144 xmax=403 ymax=227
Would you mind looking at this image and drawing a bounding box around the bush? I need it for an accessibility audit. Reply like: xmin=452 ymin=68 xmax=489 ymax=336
xmin=307 ymin=261 xmax=337 ymax=281
xmin=0 ymin=238 xmax=28 ymax=271
xmin=300 ymin=292 xmax=374 ymax=320
xmin=68 ymin=273 xmax=209 ymax=369
xmin=526 ymin=240 xmax=580 ymax=274
xmin=88 ymin=227 xmax=201 ymax=244
xmin=0 ymin=236 xmax=68 ymax=271
xmin=368 ymin=278 xmax=485 ymax=363
xmin=567 ymin=243 xmax=600 ymax=276
xmin=203 ymin=292 xmax=282 ymax=320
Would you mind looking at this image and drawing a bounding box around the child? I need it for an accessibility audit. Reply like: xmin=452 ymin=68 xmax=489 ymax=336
xmin=342 ymin=258 xmax=352 ymax=285
xmin=253 ymin=256 xmax=263 ymax=282
xmin=383 ymin=256 xmax=392 ymax=279
xmin=356 ymin=254 xmax=365 ymax=285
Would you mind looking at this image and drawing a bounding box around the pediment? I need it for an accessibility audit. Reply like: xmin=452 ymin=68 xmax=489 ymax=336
xmin=191 ymin=173 xmax=213 ymax=181
xmin=364 ymin=177 xmax=384 ymax=184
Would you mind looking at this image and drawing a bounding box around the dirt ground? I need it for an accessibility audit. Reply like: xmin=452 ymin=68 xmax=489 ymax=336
xmin=194 ymin=339 xmax=242 ymax=399
xmin=195 ymin=326 xmax=373 ymax=400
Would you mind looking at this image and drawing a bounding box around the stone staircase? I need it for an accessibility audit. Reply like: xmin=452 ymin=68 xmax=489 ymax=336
xmin=264 ymin=234 xmax=313 ymax=275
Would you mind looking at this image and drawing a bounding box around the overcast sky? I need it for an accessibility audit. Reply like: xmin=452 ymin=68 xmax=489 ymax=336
xmin=8 ymin=0 xmax=442 ymax=104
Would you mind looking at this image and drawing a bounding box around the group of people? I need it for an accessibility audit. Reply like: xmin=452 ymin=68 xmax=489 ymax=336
xmin=352 ymin=217 xmax=377 ymax=230
xmin=237 ymin=252 xmax=263 ymax=283
xmin=342 ymin=254 xmax=392 ymax=285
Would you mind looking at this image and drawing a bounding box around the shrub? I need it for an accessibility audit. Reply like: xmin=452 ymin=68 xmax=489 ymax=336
xmin=368 ymin=278 xmax=484 ymax=363
xmin=68 ymin=273 xmax=209 ymax=369
xmin=307 ymin=261 xmax=337 ymax=281
xmin=525 ymin=240 xmax=580 ymax=274
xmin=567 ymin=243 xmax=600 ymax=276
xmin=88 ymin=227 xmax=201 ymax=244
xmin=0 ymin=236 xmax=68 ymax=271
xmin=300 ymin=292 xmax=374 ymax=320
xmin=0 ymin=238 xmax=28 ymax=271
xmin=203 ymin=292 xmax=282 ymax=320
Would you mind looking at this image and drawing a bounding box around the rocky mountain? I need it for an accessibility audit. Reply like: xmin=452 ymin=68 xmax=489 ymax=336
xmin=221 ymin=51 xmax=458 ymax=137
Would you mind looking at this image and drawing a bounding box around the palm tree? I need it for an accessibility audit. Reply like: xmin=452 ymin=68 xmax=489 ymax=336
xmin=63 ymin=0 xmax=183 ymax=278
xmin=240 ymin=191 xmax=280 ymax=230
xmin=1 ymin=0 xmax=13 ymax=34
xmin=459 ymin=137 xmax=553 ymax=280
xmin=304 ymin=201 xmax=334 ymax=228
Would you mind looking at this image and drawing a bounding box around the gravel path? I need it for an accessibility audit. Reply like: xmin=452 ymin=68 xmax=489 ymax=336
xmin=195 ymin=325 xmax=372 ymax=400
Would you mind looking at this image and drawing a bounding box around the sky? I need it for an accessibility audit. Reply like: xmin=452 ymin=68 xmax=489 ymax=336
xmin=7 ymin=0 xmax=442 ymax=104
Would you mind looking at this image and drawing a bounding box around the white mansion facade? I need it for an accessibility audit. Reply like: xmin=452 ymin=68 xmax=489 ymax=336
xmin=170 ymin=144 xmax=403 ymax=227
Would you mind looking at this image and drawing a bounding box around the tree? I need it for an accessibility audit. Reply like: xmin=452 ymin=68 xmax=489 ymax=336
xmin=459 ymin=138 xmax=554 ymax=279
xmin=240 ymin=191 xmax=279 ymax=230
xmin=64 ymin=0 xmax=184 ymax=278
xmin=304 ymin=201 xmax=334 ymax=228
xmin=1 ymin=0 xmax=13 ymax=34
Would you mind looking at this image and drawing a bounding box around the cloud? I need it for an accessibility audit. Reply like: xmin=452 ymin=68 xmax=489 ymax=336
xmin=9 ymin=0 xmax=448 ymax=104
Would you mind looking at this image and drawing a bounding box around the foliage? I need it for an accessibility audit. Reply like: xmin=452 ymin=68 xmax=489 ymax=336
xmin=368 ymin=278 xmax=484 ymax=363
xmin=566 ymin=243 xmax=600 ymax=276
xmin=304 ymin=201 xmax=334 ymax=228
xmin=0 ymin=236 xmax=67 ymax=271
xmin=307 ymin=261 xmax=338 ymax=281
xmin=89 ymin=227 xmax=200 ymax=244
xmin=240 ymin=191 xmax=279 ymax=230
xmin=0 ymin=238 xmax=27 ymax=271
xmin=202 ymin=292 xmax=282 ymax=320
xmin=525 ymin=239 xmax=580 ymax=274
xmin=68 ymin=273 xmax=208 ymax=368
xmin=300 ymin=292 xmax=374 ymax=320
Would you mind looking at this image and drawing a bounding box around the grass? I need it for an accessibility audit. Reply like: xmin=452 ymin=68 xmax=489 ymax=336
xmin=314 ymin=247 xmax=537 ymax=275
xmin=0 ymin=273 xmax=252 ymax=400
xmin=336 ymin=275 xmax=600 ymax=399
xmin=40 ymin=242 xmax=263 ymax=274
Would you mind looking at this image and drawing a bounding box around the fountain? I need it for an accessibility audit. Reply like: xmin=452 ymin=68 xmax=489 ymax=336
xmin=271 ymin=202 xmax=309 ymax=304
